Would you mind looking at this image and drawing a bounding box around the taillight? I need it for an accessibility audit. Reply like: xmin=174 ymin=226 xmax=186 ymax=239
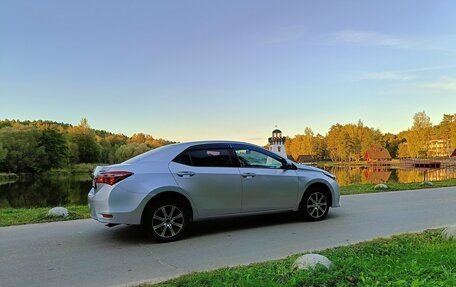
xmin=95 ymin=171 xmax=134 ymax=185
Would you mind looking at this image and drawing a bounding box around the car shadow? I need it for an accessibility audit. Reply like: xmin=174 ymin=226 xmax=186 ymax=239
xmin=187 ymin=212 xmax=301 ymax=237
xmin=106 ymin=211 xmax=340 ymax=244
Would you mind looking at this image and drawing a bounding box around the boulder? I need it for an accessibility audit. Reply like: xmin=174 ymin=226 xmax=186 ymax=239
xmin=442 ymin=225 xmax=456 ymax=240
xmin=293 ymin=254 xmax=332 ymax=270
xmin=374 ymin=184 xmax=388 ymax=190
xmin=47 ymin=207 xmax=69 ymax=217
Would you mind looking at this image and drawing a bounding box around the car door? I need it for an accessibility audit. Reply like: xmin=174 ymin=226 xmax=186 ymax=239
xmin=232 ymin=144 xmax=299 ymax=213
xmin=168 ymin=144 xmax=242 ymax=218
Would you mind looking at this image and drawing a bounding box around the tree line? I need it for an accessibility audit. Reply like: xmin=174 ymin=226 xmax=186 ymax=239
xmin=284 ymin=112 xmax=456 ymax=162
xmin=0 ymin=119 xmax=174 ymax=173
xmin=1 ymin=111 xmax=455 ymax=173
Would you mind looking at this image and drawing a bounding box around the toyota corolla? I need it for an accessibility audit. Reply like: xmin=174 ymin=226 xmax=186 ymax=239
xmin=88 ymin=141 xmax=340 ymax=242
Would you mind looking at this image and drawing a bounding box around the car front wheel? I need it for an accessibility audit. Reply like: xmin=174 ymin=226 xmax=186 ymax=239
xmin=300 ymin=188 xmax=330 ymax=221
xmin=144 ymin=199 xmax=188 ymax=242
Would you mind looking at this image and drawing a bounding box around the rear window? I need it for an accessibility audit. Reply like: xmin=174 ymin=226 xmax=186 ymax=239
xmin=123 ymin=144 xmax=176 ymax=164
xmin=173 ymin=148 xmax=234 ymax=167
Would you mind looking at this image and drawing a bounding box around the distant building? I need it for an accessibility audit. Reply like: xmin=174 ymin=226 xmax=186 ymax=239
xmin=364 ymin=144 xmax=391 ymax=162
xmin=427 ymin=139 xmax=452 ymax=157
xmin=296 ymin=155 xmax=314 ymax=164
xmin=268 ymin=129 xmax=287 ymax=158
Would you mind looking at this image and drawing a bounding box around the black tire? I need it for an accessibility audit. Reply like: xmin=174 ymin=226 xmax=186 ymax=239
xmin=143 ymin=199 xmax=189 ymax=242
xmin=299 ymin=187 xmax=330 ymax=221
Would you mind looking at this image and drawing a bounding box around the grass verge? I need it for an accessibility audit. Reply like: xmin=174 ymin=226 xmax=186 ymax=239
xmin=340 ymin=178 xmax=456 ymax=195
xmin=146 ymin=229 xmax=456 ymax=287
xmin=0 ymin=205 xmax=89 ymax=227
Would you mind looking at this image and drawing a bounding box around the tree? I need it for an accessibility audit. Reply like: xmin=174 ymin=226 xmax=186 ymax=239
xmin=68 ymin=119 xmax=101 ymax=163
xmin=114 ymin=143 xmax=151 ymax=162
xmin=397 ymin=142 xmax=409 ymax=158
xmin=0 ymin=143 xmax=7 ymax=165
xmin=325 ymin=122 xmax=384 ymax=161
xmin=0 ymin=118 xmax=175 ymax=171
xmin=285 ymin=128 xmax=317 ymax=160
xmin=98 ymin=138 xmax=112 ymax=164
xmin=383 ymin=133 xmax=402 ymax=158
xmin=0 ymin=127 xmax=48 ymax=173
xmin=412 ymin=111 xmax=432 ymax=130
xmin=406 ymin=111 xmax=432 ymax=157
xmin=39 ymin=129 xmax=69 ymax=168
xmin=128 ymin=132 xmax=174 ymax=149
xmin=313 ymin=134 xmax=327 ymax=161
xmin=437 ymin=114 xmax=456 ymax=150
xmin=67 ymin=142 xmax=79 ymax=164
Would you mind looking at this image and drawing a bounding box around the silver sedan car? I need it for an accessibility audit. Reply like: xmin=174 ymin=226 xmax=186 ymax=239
xmin=89 ymin=141 xmax=340 ymax=242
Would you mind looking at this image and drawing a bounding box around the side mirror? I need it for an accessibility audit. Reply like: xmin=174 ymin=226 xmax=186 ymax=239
xmin=282 ymin=161 xmax=296 ymax=170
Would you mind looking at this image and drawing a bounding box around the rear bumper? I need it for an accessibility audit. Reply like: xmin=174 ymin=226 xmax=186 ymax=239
xmin=88 ymin=186 xmax=145 ymax=225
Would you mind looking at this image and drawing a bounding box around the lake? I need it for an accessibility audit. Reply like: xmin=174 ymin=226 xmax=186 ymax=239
xmin=1 ymin=166 xmax=456 ymax=208
xmin=319 ymin=165 xmax=456 ymax=186
xmin=0 ymin=174 xmax=92 ymax=208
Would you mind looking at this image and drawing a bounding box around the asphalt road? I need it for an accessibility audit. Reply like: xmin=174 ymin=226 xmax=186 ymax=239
xmin=1 ymin=187 xmax=455 ymax=287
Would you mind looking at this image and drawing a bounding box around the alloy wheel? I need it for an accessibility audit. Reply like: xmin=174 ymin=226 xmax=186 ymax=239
xmin=151 ymin=205 xmax=184 ymax=239
xmin=306 ymin=191 xmax=328 ymax=219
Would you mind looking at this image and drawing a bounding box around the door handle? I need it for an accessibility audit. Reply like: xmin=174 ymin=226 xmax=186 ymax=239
xmin=241 ymin=172 xmax=256 ymax=178
xmin=177 ymin=171 xmax=195 ymax=177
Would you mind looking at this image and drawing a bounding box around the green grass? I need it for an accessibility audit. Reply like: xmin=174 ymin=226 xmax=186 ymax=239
xmin=46 ymin=163 xmax=106 ymax=176
xmin=0 ymin=205 xmax=89 ymax=227
xmin=147 ymin=229 xmax=456 ymax=287
xmin=340 ymin=178 xmax=456 ymax=195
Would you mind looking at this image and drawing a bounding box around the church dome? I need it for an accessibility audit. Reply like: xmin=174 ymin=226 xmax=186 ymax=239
xmin=272 ymin=129 xmax=282 ymax=134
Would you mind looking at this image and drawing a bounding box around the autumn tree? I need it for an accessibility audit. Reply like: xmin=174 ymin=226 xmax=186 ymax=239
xmin=404 ymin=111 xmax=432 ymax=157
xmin=397 ymin=142 xmax=410 ymax=158
xmin=325 ymin=122 xmax=383 ymax=161
xmin=436 ymin=114 xmax=456 ymax=150
xmin=313 ymin=134 xmax=327 ymax=160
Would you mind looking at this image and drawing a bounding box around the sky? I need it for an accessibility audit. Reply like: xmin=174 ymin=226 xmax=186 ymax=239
xmin=1 ymin=0 xmax=456 ymax=145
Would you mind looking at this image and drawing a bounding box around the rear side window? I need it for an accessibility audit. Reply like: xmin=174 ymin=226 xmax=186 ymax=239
xmin=173 ymin=151 xmax=192 ymax=165
xmin=189 ymin=149 xmax=234 ymax=167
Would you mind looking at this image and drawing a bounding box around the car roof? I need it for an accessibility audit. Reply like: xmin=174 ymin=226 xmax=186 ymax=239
xmin=123 ymin=140 xmax=261 ymax=164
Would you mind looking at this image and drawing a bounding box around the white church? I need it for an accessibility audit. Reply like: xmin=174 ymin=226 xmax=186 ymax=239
xmin=268 ymin=128 xmax=287 ymax=158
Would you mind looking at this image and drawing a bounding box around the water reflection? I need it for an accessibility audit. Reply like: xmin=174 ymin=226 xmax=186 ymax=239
xmin=320 ymin=165 xmax=456 ymax=186
xmin=0 ymin=174 xmax=92 ymax=208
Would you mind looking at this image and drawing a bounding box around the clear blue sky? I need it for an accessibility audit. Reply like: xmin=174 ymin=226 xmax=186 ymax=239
xmin=1 ymin=1 xmax=455 ymax=145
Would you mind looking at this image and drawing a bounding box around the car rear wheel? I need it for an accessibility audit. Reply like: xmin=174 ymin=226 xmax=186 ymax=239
xmin=144 ymin=199 xmax=188 ymax=242
xmin=300 ymin=188 xmax=330 ymax=221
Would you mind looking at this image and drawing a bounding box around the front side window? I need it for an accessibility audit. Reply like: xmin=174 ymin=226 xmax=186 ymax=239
xmin=188 ymin=149 xmax=234 ymax=167
xmin=234 ymin=148 xmax=283 ymax=169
